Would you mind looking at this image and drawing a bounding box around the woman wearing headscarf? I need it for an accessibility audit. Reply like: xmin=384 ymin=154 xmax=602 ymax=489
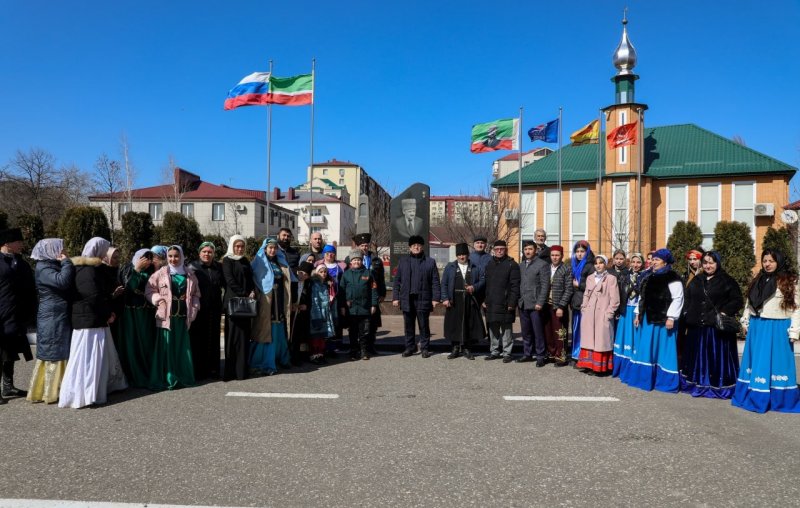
xmin=624 ymin=248 xmax=684 ymax=393
xmin=680 ymin=251 xmax=743 ymax=399
xmin=613 ymin=252 xmax=645 ymax=379
xmin=189 ymin=241 xmax=226 ymax=380
xmin=101 ymin=247 xmax=125 ymax=340
xmin=577 ymin=255 xmax=619 ymax=375
xmin=315 ymin=244 xmax=347 ymax=354
xmin=569 ymin=240 xmax=595 ymax=365
xmin=291 ymin=261 xmax=315 ymax=365
xmin=146 ymin=245 xmax=199 ymax=390
xmin=733 ymin=249 xmax=800 ymax=413
xmin=250 ymin=237 xmax=292 ymax=375
xmin=27 ymin=239 xmax=74 ymax=403
xmin=59 ymin=237 xmax=129 ymax=408
xmin=221 ymin=235 xmax=254 ymax=381
xmin=117 ymin=248 xmax=156 ymax=388
xmin=307 ymin=264 xmax=336 ymax=364
xmin=150 ymin=245 xmax=169 ymax=271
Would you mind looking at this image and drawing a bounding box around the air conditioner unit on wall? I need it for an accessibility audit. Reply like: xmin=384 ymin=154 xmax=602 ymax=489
xmin=754 ymin=203 xmax=774 ymax=217
xmin=235 ymin=205 xmax=247 ymax=213
xmin=504 ymin=209 xmax=519 ymax=221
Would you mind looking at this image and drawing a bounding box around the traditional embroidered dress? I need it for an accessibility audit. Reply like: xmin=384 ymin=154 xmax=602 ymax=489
xmin=250 ymin=240 xmax=292 ymax=375
xmin=308 ymin=275 xmax=335 ymax=359
xmin=117 ymin=249 xmax=156 ymax=388
xmin=569 ymin=241 xmax=594 ymax=361
xmin=613 ymin=267 xmax=642 ymax=379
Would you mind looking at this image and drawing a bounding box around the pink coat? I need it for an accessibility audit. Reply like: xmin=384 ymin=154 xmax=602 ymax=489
xmin=146 ymin=267 xmax=201 ymax=331
xmin=580 ymin=272 xmax=620 ymax=352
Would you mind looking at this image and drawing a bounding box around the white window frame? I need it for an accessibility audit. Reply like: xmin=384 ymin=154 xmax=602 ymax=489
xmin=543 ymin=188 xmax=561 ymax=246
xmin=618 ymin=110 xmax=627 ymax=165
xmin=212 ymin=203 xmax=225 ymax=221
xmin=612 ymin=182 xmax=629 ymax=252
xmin=180 ymin=202 xmax=194 ymax=218
xmin=731 ymin=181 xmax=756 ymax=240
xmin=520 ymin=190 xmax=537 ymax=241
xmin=697 ymin=183 xmax=721 ymax=250
xmin=118 ymin=202 xmax=131 ymax=219
xmin=569 ymin=188 xmax=588 ymax=242
xmin=148 ymin=203 xmax=163 ymax=221
xmin=665 ymin=184 xmax=689 ymax=244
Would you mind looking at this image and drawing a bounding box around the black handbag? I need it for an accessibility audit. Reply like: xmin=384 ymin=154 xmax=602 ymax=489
xmin=227 ymin=297 xmax=257 ymax=318
xmin=702 ymin=281 xmax=741 ymax=335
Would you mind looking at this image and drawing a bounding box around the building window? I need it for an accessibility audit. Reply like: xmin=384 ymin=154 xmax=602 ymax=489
xmin=612 ymin=182 xmax=629 ymax=252
xmin=732 ymin=181 xmax=755 ymax=238
xmin=339 ymin=178 xmax=345 ymax=185
xmin=311 ymin=226 xmax=322 ymax=234
xmin=570 ymin=188 xmax=588 ymax=242
xmin=520 ymin=191 xmax=536 ymax=240
xmin=322 ymin=168 xmax=327 ymax=175
xmin=212 ymin=203 xmax=225 ymax=221
xmin=618 ymin=110 xmax=627 ymax=165
xmin=291 ymin=217 xmax=295 ymax=229
xmin=666 ymin=185 xmax=688 ymax=242
xmin=698 ymin=183 xmax=721 ymax=250
xmin=269 ymin=209 xmax=275 ymax=226
xmin=311 ymin=208 xmax=322 ymax=217
xmin=544 ymin=189 xmax=561 ymax=245
xmin=180 ymin=203 xmax=194 ymax=218
xmin=278 ymin=214 xmax=283 ymax=227
xmin=118 ymin=202 xmax=131 ymax=218
xmin=260 ymin=206 xmax=265 ymax=224
xmin=148 ymin=203 xmax=163 ymax=221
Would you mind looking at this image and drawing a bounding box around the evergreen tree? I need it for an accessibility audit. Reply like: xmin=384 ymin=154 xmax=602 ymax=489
xmin=59 ymin=206 xmax=111 ymax=257
xmin=713 ymin=221 xmax=756 ymax=294
xmin=245 ymin=236 xmax=259 ymax=259
xmin=762 ymin=226 xmax=797 ymax=274
xmin=118 ymin=211 xmax=155 ymax=261
xmin=159 ymin=212 xmax=203 ymax=263
xmin=666 ymin=220 xmax=703 ymax=276
xmin=0 ymin=211 xmax=8 ymax=230
xmin=15 ymin=213 xmax=44 ymax=250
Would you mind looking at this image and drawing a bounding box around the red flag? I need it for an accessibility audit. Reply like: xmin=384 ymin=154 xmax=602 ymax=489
xmin=606 ymin=121 xmax=638 ymax=148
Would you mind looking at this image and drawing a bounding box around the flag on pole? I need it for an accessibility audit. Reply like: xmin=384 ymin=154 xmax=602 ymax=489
xmin=570 ymin=120 xmax=600 ymax=146
xmin=528 ymin=119 xmax=559 ymax=143
xmin=606 ymin=121 xmax=638 ymax=148
xmin=470 ymin=118 xmax=519 ymax=153
xmin=225 ymin=72 xmax=313 ymax=110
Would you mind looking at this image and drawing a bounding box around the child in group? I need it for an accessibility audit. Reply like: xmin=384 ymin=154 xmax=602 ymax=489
xmin=308 ymin=264 xmax=336 ymax=364
xmin=338 ymin=253 xmax=378 ymax=360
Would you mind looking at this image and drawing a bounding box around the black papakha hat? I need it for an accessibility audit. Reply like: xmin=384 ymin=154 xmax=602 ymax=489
xmin=298 ymin=261 xmax=314 ymax=275
xmin=353 ymin=233 xmax=371 ymax=245
xmin=455 ymin=243 xmax=469 ymax=256
xmin=0 ymin=228 xmax=23 ymax=245
xmin=408 ymin=235 xmax=425 ymax=246
xmin=493 ymin=240 xmax=507 ymax=248
xmin=473 ymin=235 xmax=488 ymax=243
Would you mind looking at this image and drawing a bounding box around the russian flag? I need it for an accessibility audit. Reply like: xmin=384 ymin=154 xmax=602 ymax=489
xmin=224 ymin=72 xmax=271 ymax=110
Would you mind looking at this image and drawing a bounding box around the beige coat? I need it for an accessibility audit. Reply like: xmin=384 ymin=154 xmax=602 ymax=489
xmin=580 ymin=272 xmax=620 ymax=352
xmin=146 ymin=267 xmax=201 ymax=331
xmin=251 ymin=265 xmax=292 ymax=344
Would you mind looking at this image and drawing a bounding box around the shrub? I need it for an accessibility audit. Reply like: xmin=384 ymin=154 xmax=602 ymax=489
xmin=666 ymin=221 xmax=704 ymax=276
xmin=15 ymin=213 xmax=44 ymax=250
xmin=118 ymin=212 xmax=155 ymax=261
xmin=761 ymin=226 xmax=797 ymax=274
xmin=0 ymin=210 xmax=8 ymax=230
xmin=245 ymin=237 xmax=260 ymax=259
xmin=713 ymin=221 xmax=756 ymax=294
xmin=158 ymin=212 xmax=203 ymax=262
xmin=59 ymin=206 xmax=111 ymax=257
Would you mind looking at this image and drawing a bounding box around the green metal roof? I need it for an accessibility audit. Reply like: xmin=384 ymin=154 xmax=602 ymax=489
xmin=492 ymin=123 xmax=797 ymax=187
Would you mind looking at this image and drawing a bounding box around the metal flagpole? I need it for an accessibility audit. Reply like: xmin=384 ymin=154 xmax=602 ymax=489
xmin=637 ymin=107 xmax=644 ymax=253
xmin=308 ymin=58 xmax=316 ymax=243
xmin=267 ymin=60 xmax=273 ymax=235
xmin=558 ymin=107 xmax=563 ymax=247
xmin=597 ymin=110 xmax=602 ymax=254
xmin=517 ymin=106 xmax=524 ymax=261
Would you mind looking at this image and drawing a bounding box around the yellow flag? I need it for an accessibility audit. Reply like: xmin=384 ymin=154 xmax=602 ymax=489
xmin=570 ymin=120 xmax=600 ymax=146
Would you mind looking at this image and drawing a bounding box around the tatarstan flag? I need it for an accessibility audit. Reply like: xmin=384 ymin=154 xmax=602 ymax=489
xmin=225 ymin=72 xmax=313 ymax=110
xmin=268 ymin=74 xmax=314 ymax=105
xmin=470 ymin=118 xmax=519 ymax=153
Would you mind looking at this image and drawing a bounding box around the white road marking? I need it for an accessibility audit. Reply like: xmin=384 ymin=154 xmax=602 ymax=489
xmin=503 ymin=395 xmax=619 ymax=402
xmin=226 ymin=391 xmax=339 ymax=399
xmin=0 ymin=501 xmax=248 ymax=508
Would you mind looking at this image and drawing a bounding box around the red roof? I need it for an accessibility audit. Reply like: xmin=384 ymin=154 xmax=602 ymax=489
xmin=784 ymin=200 xmax=800 ymax=210
xmin=313 ymin=158 xmax=359 ymax=167
xmin=430 ymin=195 xmax=491 ymax=202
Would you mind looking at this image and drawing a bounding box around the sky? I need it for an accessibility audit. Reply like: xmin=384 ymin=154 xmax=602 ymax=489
xmin=1 ymin=1 xmax=799 ymax=198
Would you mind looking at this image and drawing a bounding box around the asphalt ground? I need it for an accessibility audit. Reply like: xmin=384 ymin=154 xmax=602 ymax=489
xmin=2 ymin=317 xmax=800 ymax=507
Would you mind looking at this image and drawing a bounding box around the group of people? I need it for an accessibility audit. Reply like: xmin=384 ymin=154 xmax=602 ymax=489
xmin=1 ymin=223 xmax=798 ymax=414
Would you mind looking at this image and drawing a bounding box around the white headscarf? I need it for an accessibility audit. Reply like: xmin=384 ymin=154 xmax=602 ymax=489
xmin=102 ymin=246 xmax=118 ymax=266
xmin=224 ymin=235 xmax=246 ymax=260
xmin=167 ymin=245 xmax=186 ymax=275
xmin=81 ymin=237 xmax=110 ymax=259
xmin=31 ymin=238 xmax=64 ymax=261
xmin=132 ymin=248 xmax=153 ymax=265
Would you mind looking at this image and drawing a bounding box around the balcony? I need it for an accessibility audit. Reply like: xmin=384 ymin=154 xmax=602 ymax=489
xmin=305 ymin=215 xmax=326 ymax=225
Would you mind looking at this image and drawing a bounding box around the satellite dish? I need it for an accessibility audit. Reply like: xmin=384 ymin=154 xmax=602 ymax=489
xmin=781 ymin=209 xmax=798 ymax=224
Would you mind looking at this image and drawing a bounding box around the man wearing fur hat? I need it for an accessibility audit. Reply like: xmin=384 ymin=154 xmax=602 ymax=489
xmin=393 ymin=235 xmax=441 ymax=357
xmin=483 ymin=240 xmax=520 ymax=362
xmin=441 ymin=243 xmax=485 ymax=359
xmin=0 ymin=228 xmax=35 ymax=403
xmin=345 ymin=233 xmax=386 ymax=355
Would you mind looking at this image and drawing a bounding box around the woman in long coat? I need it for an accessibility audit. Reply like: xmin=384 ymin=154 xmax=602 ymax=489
xmin=680 ymin=251 xmax=743 ymax=399
xmin=577 ymin=255 xmax=619 ymax=375
xmin=733 ymin=249 xmax=800 ymax=413
xmin=59 ymin=237 xmax=128 ymax=408
xmin=117 ymin=248 xmax=156 ymax=388
xmin=569 ymin=240 xmax=595 ymax=364
xmin=27 ymin=239 xmax=74 ymax=403
xmin=189 ymin=241 xmax=226 ymax=380
xmin=249 ymin=238 xmax=292 ymax=375
xmin=221 ymin=235 xmax=254 ymax=381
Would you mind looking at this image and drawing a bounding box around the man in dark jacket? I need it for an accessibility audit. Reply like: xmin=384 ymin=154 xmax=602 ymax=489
xmin=392 ymin=235 xmax=441 ymax=358
xmin=0 ymin=228 xmax=35 ymax=402
xmin=345 ymin=233 xmax=386 ymax=355
xmin=468 ymin=236 xmax=491 ymax=299
xmin=542 ymin=246 xmax=573 ymax=366
xmin=483 ymin=240 xmax=520 ymax=363
xmin=517 ymin=241 xmax=551 ymax=366
xmin=278 ymin=227 xmax=300 ymax=269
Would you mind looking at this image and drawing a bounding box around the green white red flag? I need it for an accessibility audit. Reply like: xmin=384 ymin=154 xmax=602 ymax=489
xmin=471 ymin=118 xmax=519 ymax=153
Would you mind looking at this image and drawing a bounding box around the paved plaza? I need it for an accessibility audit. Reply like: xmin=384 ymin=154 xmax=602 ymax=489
xmin=2 ymin=317 xmax=800 ymax=507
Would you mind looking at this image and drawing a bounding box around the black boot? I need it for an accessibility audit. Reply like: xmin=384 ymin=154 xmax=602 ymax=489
xmin=447 ymin=346 xmax=461 ymax=360
xmin=2 ymin=361 xmax=26 ymax=398
xmin=463 ymin=348 xmax=475 ymax=360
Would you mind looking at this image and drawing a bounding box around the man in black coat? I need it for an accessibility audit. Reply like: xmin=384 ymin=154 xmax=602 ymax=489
xmin=278 ymin=227 xmax=300 ymax=270
xmin=392 ymin=235 xmax=441 ymax=358
xmin=0 ymin=228 xmax=35 ymax=402
xmin=534 ymin=229 xmax=551 ymax=261
xmin=483 ymin=240 xmax=521 ymax=363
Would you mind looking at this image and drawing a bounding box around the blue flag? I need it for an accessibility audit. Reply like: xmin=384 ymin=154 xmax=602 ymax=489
xmin=527 ymin=118 xmax=559 ymax=143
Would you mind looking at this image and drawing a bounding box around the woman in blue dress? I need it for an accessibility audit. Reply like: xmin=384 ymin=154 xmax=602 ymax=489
xmin=613 ymin=252 xmax=644 ymax=379
xmin=732 ymin=249 xmax=800 ymax=413
xmin=624 ymin=248 xmax=684 ymax=393
xmin=569 ymin=240 xmax=595 ymax=365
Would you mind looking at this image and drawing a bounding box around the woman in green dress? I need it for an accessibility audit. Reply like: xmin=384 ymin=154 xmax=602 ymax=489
xmin=118 ymin=248 xmax=156 ymax=388
xmin=146 ymin=245 xmax=200 ymax=390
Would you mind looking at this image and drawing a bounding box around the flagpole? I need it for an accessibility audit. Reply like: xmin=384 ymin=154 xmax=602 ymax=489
xmin=308 ymin=57 xmax=316 ymax=243
xmin=557 ymin=106 xmax=563 ymax=247
xmin=517 ymin=106 xmax=523 ymax=261
xmin=597 ymin=109 xmax=602 ymax=255
xmin=267 ymin=59 xmax=273 ymax=235
xmin=637 ymin=107 xmax=644 ymax=253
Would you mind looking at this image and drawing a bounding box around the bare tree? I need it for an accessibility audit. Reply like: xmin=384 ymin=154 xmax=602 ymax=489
xmin=93 ymin=153 xmax=124 ymax=242
xmin=161 ymin=155 xmax=188 ymax=212
xmin=440 ymin=184 xmax=511 ymax=246
xmin=120 ymin=132 xmax=136 ymax=206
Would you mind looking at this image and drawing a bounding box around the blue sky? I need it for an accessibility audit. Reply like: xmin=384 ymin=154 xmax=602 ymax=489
xmin=1 ymin=1 xmax=799 ymax=198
